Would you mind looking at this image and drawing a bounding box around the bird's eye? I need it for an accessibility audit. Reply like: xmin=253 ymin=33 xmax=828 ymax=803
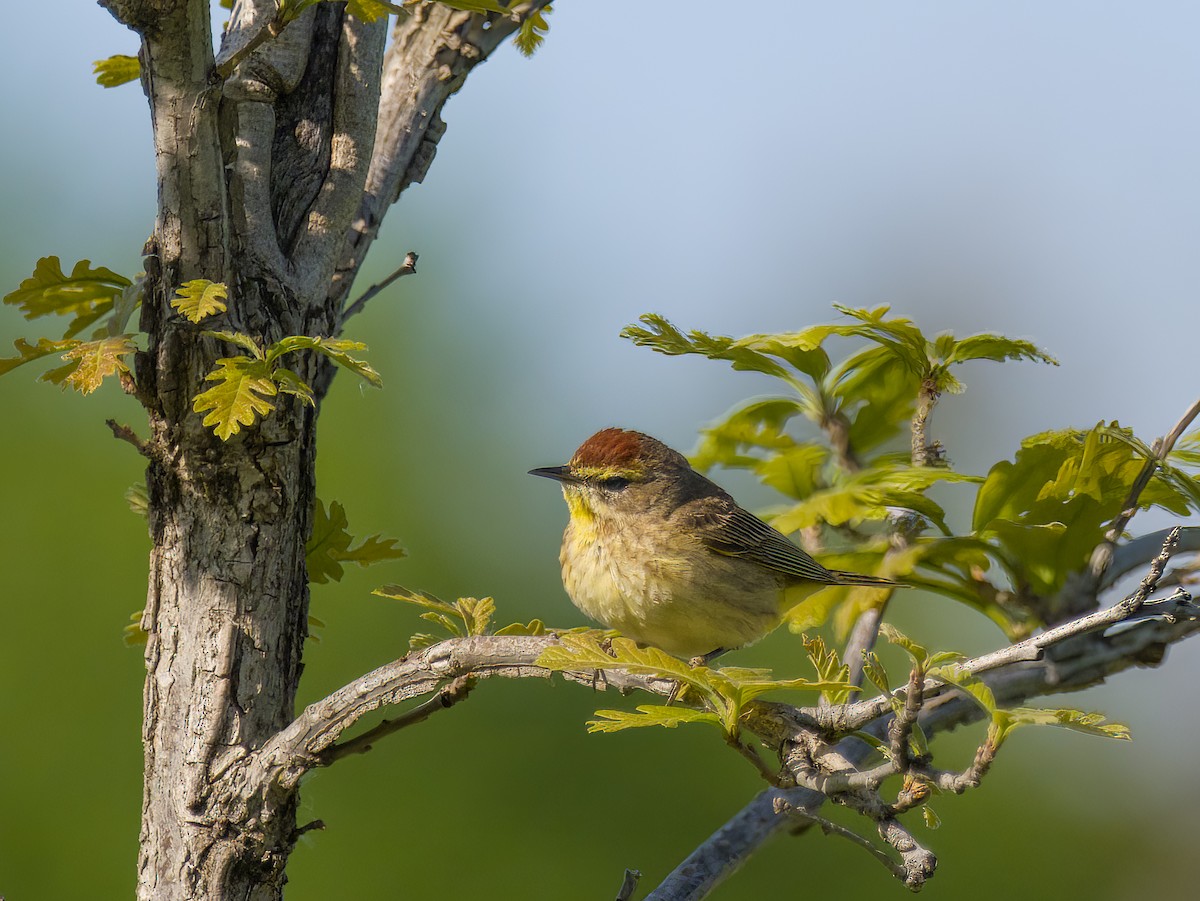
xmin=599 ymin=476 xmax=629 ymax=491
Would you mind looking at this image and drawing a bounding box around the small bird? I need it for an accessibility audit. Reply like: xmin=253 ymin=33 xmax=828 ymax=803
xmin=530 ymin=428 xmax=895 ymax=659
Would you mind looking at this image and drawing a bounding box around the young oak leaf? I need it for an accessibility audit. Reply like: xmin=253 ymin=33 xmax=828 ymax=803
xmin=0 ymin=337 xmax=81 ymax=378
xmin=991 ymin=707 xmax=1131 ymax=746
xmin=265 ymin=335 xmax=383 ymax=388
xmin=456 ymin=597 xmax=496 ymax=636
xmin=93 ymin=54 xmax=141 ymax=88
xmin=171 ymin=280 xmax=228 ymax=323
xmin=588 ymin=705 xmax=724 ymax=734
xmin=41 ymin=335 xmax=136 ymax=395
xmin=192 ymin=356 xmax=277 ymax=440
xmin=495 ymin=618 xmax=548 ymax=637
xmin=3 ymin=256 xmax=131 ymax=321
xmin=306 ymin=499 xmax=405 ymax=584
xmin=514 ymin=4 xmax=551 ymax=56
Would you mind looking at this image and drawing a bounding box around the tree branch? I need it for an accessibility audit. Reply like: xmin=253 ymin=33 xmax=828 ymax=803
xmin=219 ymin=533 xmax=1199 ymax=899
xmin=646 ymin=534 xmax=1199 ymax=899
xmin=328 ymin=1 xmax=552 ymax=318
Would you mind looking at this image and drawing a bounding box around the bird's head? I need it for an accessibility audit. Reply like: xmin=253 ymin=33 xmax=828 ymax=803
xmin=529 ymin=428 xmax=696 ymax=526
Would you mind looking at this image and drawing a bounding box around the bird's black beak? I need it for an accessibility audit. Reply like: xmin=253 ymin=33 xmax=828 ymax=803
xmin=529 ymin=465 xmax=579 ymax=483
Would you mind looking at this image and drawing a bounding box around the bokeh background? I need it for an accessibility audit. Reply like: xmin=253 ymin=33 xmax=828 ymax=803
xmin=3 ymin=2 xmax=1199 ymax=898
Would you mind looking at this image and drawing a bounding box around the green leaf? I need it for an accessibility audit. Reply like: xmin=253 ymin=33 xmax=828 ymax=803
xmin=456 ymin=597 xmax=495 ymax=636
xmin=802 ymin=635 xmax=856 ymax=705
xmin=192 ymin=356 xmax=277 ymax=440
xmin=691 ymin=398 xmax=807 ymax=471
xmin=755 ymin=444 xmax=829 ymax=501
xmin=265 ymin=335 xmax=383 ymax=387
xmin=495 ymin=619 xmax=547 ymax=637
xmin=123 ymin=610 xmax=147 ymax=647
xmin=861 ymin=651 xmax=893 ymax=701
xmin=374 ymin=584 xmax=459 ymax=617
xmin=991 ymin=707 xmax=1131 ymax=746
xmin=0 ymin=337 xmax=80 ymax=378
xmin=621 ymin=314 xmax=790 ymax=380
xmin=944 ymin=334 xmax=1058 ymax=367
xmin=93 ymin=54 xmax=140 ymax=88
xmin=514 ymin=4 xmax=551 ymax=56
xmin=923 ymin=807 xmax=942 ymax=830
xmin=279 ymin=0 xmax=402 ymax=23
xmin=306 ymin=499 xmax=405 ymax=584
xmin=171 ymin=280 xmax=228 ymax=323
xmin=345 ymin=0 xmax=403 ymax=20
xmin=203 ymin=330 xmax=264 ymax=358
xmin=42 ymin=335 xmax=136 ymax=395
xmin=420 ymin=610 xmax=463 ymax=637
xmin=126 ymin=484 xmax=149 ymax=518
xmin=927 ymin=662 xmax=997 ymax=715
xmin=538 ymin=634 xmax=732 ymax=719
xmin=587 ymin=705 xmax=724 ymax=733
xmin=4 ymin=256 xmax=131 ymax=323
xmin=270 ymin=367 xmax=315 ymax=405
xmin=879 ymin=623 xmax=930 ymax=666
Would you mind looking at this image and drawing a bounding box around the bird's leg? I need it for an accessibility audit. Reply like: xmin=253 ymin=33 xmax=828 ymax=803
xmin=666 ymin=648 xmax=728 ymax=706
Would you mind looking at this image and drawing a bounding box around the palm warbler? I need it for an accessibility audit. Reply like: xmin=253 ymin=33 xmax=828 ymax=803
xmin=530 ymin=428 xmax=895 ymax=658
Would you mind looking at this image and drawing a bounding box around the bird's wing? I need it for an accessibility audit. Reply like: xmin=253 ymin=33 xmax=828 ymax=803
xmin=692 ymin=503 xmax=838 ymax=584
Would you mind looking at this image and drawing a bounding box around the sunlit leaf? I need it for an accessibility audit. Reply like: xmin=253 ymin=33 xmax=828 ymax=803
xmin=204 ymin=330 xmax=264 ymax=358
xmin=4 ymin=256 xmax=130 ymax=322
xmin=991 ymin=707 xmax=1131 ymax=745
xmin=944 ymin=334 xmax=1058 ymax=367
xmin=93 ymin=54 xmax=140 ymax=88
xmin=374 ymin=584 xmax=459 ymax=616
xmin=587 ymin=705 xmax=724 ymax=733
xmin=265 ymin=335 xmax=382 ymax=387
xmin=495 ymin=619 xmax=547 ymax=636
xmin=456 ymin=596 xmax=495 ymax=636
xmin=126 ymin=483 xmax=149 ymax=518
xmin=0 ymin=337 xmax=80 ymax=378
xmin=171 ymin=280 xmax=228 ymax=323
xmin=514 ymin=4 xmax=551 ymax=56
xmin=192 ymin=356 xmax=277 ymax=440
xmin=43 ymin=335 xmax=136 ymax=395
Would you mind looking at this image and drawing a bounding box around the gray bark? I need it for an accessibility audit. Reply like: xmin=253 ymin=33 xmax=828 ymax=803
xmin=96 ymin=1 xmax=546 ymax=897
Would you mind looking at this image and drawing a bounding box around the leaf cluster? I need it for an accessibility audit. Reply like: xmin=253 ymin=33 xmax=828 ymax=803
xmin=194 ymin=331 xmax=382 ymax=440
xmin=1 ymin=256 xmax=141 ymax=395
xmin=623 ymin=307 xmax=1200 ymax=637
xmin=875 ymin=625 xmax=1131 ymax=750
xmin=537 ymin=632 xmax=856 ymax=739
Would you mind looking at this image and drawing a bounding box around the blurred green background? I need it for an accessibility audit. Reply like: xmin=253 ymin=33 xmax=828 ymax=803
xmin=3 ymin=2 xmax=1200 ymax=898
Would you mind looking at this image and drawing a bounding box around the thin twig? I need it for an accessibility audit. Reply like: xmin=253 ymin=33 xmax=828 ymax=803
xmin=614 ymin=869 xmax=642 ymax=901
xmin=1123 ymin=526 xmax=1180 ymax=617
xmin=726 ymin=735 xmax=780 ymax=785
xmin=1090 ymin=396 xmax=1200 ymax=579
xmin=778 ymin=806 xmax=912 ymax=884
xmin=321 ymin=674 xmax=474 ymax=763
xmin=831 ymin=529 xmax=1191 ymax=733
xmin=106 ymin=419 xmax=151 ymax=458
xmin=343 ymin=251 xmax=419 ymax=320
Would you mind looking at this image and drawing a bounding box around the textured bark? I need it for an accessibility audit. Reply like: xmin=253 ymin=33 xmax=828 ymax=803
xmin=95 ymin=0 xmax=548 ymax=898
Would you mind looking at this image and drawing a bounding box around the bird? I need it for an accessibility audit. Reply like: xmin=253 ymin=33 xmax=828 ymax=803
xmin=530 ymin=428 xmax=895 ymax=659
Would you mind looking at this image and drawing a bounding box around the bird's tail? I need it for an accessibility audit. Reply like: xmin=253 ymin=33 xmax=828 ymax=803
xmin=828 ymin=570 xmax=897 ymax=588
